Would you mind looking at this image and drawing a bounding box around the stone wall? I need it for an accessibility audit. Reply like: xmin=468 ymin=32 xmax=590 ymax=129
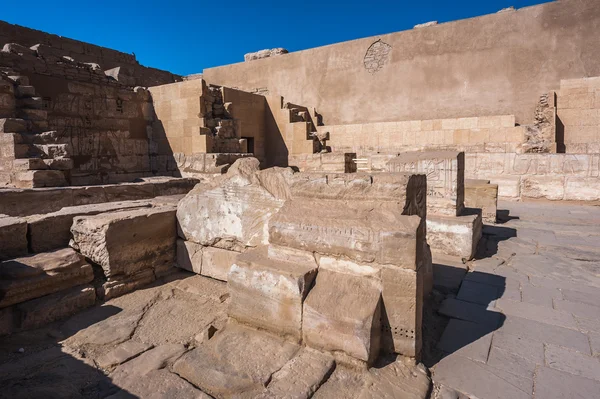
xmin=203 ymin=0 xmax=600 ymax=126
xmin=557 ymin=77 xmax=600 ymax=153
xmin=0 ymin=20 xmax=180 ymax=87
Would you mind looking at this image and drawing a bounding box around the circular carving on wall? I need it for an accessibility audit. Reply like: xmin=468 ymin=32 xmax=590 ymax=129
xmin=363 ymin=39 xmax=392 ymax=73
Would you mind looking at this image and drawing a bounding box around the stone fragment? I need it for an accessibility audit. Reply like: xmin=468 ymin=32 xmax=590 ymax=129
xmin=15 ymin=284 xmax=96 ymax=330
xmin=303 ymin=269 xmax=382 ymax=364
xmin=97 ymin=340 xmax=153 ymax=370
xmin=27 ymin=200 xmax=153 ymax=253
xmin=427 ymin=212 xmax=482 ymax=260
xmin=71 ymin=206 xmax=177 ymax=278
xmin=244 ymin=48 xmax=288 ymax=61
xmin=177 ymin=158 xmax=292 ymax=250
xmin=0 ymin=248 xmax=94 ymax=308
xmin=0 ymin=216 xmax=28 ymax=260
xmin=464 ymin=180 xmax=498 ymax=223
xmin=228 ymin=246 xmax=317 ymax=340
xmin=172 ymin=323 xmax=299 ymax=397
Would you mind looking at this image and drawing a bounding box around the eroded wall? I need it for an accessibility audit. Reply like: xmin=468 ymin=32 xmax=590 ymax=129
xmin=203 ymin=0 xmax=600 ymax=126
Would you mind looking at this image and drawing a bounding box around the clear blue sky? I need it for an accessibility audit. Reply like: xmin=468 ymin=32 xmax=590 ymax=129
xmin=3 ymin=0 xmax=549 ymax=76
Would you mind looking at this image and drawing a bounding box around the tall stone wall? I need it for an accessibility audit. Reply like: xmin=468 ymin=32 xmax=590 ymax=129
xmin=203 ymin=0 xmax=600 ymax=126
xmin=557 ymin=77 xmax=600 ymax=153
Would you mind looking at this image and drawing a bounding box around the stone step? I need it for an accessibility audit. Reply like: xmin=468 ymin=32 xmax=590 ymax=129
xmin=0 ymin=141 xmax=29 ymax=158
xmin=27 ymin=199 xmax=157 ymax=253
xmin=0 ymin=118 xmax=28 ymax=133
xmin=16 ymin=97 xmax=44 ymax=110
xmin=0 ymin=216 xmax=28 ymax=261
xmin=0 ymin=248 xmax=94 ymax=309
xmin=14 ymin=85 xmax=35 ymax=98
xmin=0 ymin=176 xmax=199 ymax=217
xmin=20 ymin=130 xmax=60 ymax=145
xmin=17 ymin=108 xmax=47 ymax=121
xmin=13 ymin=170 xmax=68 ymax=188
xmin=12 ymin=157 xmax=74 ymax=171
xmin=7 ymin=75 xmax=29 ymax=86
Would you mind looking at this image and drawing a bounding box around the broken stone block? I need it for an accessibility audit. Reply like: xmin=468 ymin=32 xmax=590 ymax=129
xmin=176 ymin=239 xmax=203 ymax=274
xmin=387 ymin=151 xmax=465 ymax=216
xmin=0 ymin=248 xmax=94 ymax=308
xmin=427 ymin=212 xmax=483 ymax=260
xmin=465 ymin=180 xmax=498 ymax=223
xmin=15 ymin=284 xmax=96 ymax=330
xmin=101 ymin=269 xmax=156 ymax=300
xmin=244 ymin=48 xmax=288 ymax=61
xmin=172 ymin=323 xmax=299 ymax=397
xmin=14 ymin=170 xmax=68 ymax=188
xmin=0 ymin=216 xmax=28 ymax=260
xmin=70 ymin=206 xmax=177 ymax=278
xmin=228 ymin=246 xmax=318 ymax=340
xmin=27 ymin=200 xmax=154 ymax=253
xmin=302 ymin=269 xmax=382 ymax=365
xmin=358 ymin=357 xmax=431 ymax=399
xmin=177 ymin=158 xmax=292 ymax=250
xmin=202 ymin=246 xmax=239 ymax=281
xmin=269 ymin=199 xmax=423 ymax=268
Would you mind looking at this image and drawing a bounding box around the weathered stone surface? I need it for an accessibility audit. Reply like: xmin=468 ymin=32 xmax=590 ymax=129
xmin=427 ymin=212 xmax=482 ymax=260
xmin=176 ymin=239 xmax=203 ymax=274
xmin=71 ymin=206 xmax=176 ymax=278
xmin=312 ymin=367 xmax=366 ymax=399
xmin=228 ymin=246 xmax=318 ymax=340
xmin=172 ymin=323 xmax=299 ymax=397
xmin=177 ymin=158 xmax=292 ymax=250
xmin=388 ymin=151 xmax=464 ymax=216
xmin=27 ymin=200 xmax=154 ymax=253
xmin=14 ymin=170 xmax=67 ymax=188
xmin=269 ymin=199 xmax=423 ymax=267
xmin=96 ymin=340 xmax=153 ymax=370
xmin=101 ymin=268 xmax=157 ymax=300
xmin=108 ymin=369 xmax=210 ymax=399
xmin=0 ymin=216 xmax=28 ymax=260
xmin=0 ymin=248 xmax=94 ymax=308
xmin=359 ymin=357 xmax=431 ymax=399
xmin=202 ymin=246 xmax=239 ymax=281
xmin=15 ymin=284 xmax=96 ymax=329
xmin=464 ymin=181 xmax=498 ymax=223
xmin=303 ymin=269 xmax=382 ymax=364
xmin=244 ymin=48 xmax=288 ymax=61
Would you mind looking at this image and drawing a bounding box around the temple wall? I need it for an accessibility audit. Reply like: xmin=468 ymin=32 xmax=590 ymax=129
xmin=203 ymin=0 xmax=600 ymax=126
xmin=557 ymin=77 xmax=600 ymax=153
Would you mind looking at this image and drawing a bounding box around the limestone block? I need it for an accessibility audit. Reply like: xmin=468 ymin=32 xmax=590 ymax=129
xmin=0 ymin=248 xmax=94 ymax=308
xmin=15 ymin=284 xmax=96 ymax=330
xmin=488 ymin=175 xmax=521 ymax=199
xmin=70 ymin=206 xmax=177 ymax=278
xmin=201 ymin=246 xmax=239 ymax=281
xmin=0 ymin=216 xmax=28 ymax=261
xmin=27 ymin=200 xmax=154 ymax=253
xmin=176 ymin=158 xmax=292 ymax=250
xmin=520 ymin=176 xmax=565 ymax=200
xmin=465 ymin=181 xmax=498 ymax=223
xmin=564 ymin=177 xmax=600 ymax=201
xmin=303 ymin=268 xmax=382 ymax=364
xmin=387 ymin=151 xmax=464 ymax=216
xmin=14 ymin=170 xmax=68 ymax=188
xmin=269 ymin=199 xmax=423 ymax=267
xmin=176 ymin=239 xmax=202 ymax=274
xmin=228 ymin=246 xmax=318 ymax=340
xmin=427 ymin=212 xmax=482 ymax=260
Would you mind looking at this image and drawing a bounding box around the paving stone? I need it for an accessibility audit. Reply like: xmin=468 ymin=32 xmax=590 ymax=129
xmin=462 ymin=269 xmax=505 ymax=287
xmin=438 ymin=298 xmax=503 ymax=327
xmin=498 ymin=315 xmax=591 ymax=353
xmin=114 ymin=343 xmax=188 ymax=376
xmin=107 ymin=369 xmax=210 ymax=399
xmin=487 ymin=345 xmax=536 ymax=382
xmin=457 ymin=280 xmax=500 ymax=306
xmin=433 ymin=354 xmax=530 ymax=399
xmin=436 ymin=319 xmax=493 ymax=363
xmin=433 ymin=262 xmax=466 ymax=293
xmin=494 ymin=299 xmax=578 ymax=330
xmin=545 ymin=344 xmax=600 ymax=381
xmin=490 ymin=330 xmax=544 ymax=364
xmin=97 ymin=340 xmax=153 ymax=369
xmin=589 ymin=331 xmax=600 ymax=357
xmin=534 ymin=366 xmax=600 ymax=399
xmin=520 ymin=284 xmax=561 ymax=308
xmin=470 ymin=257 xmax=505 ymax=274
xmin=312 ymin=367 xmax=366 ymax=399
xmin=358 ymin=357 xmax=431 ymax=399
xmin=561 ymin=289 xmax=600 ymax=308
xmin=553 ymin=299 xmax=600 ymax=320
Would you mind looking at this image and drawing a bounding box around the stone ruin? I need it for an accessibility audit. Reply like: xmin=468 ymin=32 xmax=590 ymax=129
xmin=1 ymin=1 xmax=600 ymax=397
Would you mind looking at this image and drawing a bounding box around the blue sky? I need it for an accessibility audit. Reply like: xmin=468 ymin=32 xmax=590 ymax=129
xmin=3 ymin=0 xmax=549 ymax=76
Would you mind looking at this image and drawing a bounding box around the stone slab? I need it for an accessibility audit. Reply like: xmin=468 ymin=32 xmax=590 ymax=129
xmin=228 ymin=246 xmax=317 ymax=340
xmin=553 ymin=299 xmax=600 ymax=320
xmin=303 ymin=268 xmax=382 ymax=364
xmin=544 ymin=344 xmax=600 ymax=381
xmin=439 ymin=298 xmax=503 ymax=327
xmin=456 ymin=280 xmax=501 ymax=306
xmin=71 ymin=206 xmax=177 ymax=278
xmin=201 ymin=246 xmax=238 ymax=281
xmin=427 ymin=212 xmax=482 ymax=260
xmin=176 ymin=239 xmax=203 ymax=274
xmin=97 ymin=340 xmax=153 ymax=370
xmin=494 ymin=299 xmax=578 ymax=330
xmin=436 ymin=319 xmax=494 ymax=363
xmin=534 ymin=366 xmax=600 ymax=399
xmin=0 ymin=216 xmax=28 ymax=260
xmin=0 ymin=248 xmax=94 ymax=308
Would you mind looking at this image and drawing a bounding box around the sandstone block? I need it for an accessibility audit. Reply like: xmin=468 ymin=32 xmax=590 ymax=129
xmin=70 ymin=206 xmax=177 ymax=278
xmin=177 ymin=158 xmax=292 ymax=250
xmin=176 ymin=239 xmax=203 ymax=274
xmin=101 ymin=269 xmax=156 ymax=300
xmin=303 ymin=269 xmax=382 ymax=364
xmin=0 ymin=118 xmax=28 ymax=133
xmin=520 ymin=176 xmax=565 ymax=200
xmin=201 ymin=246 xmax=239 ymax=281
xmin=228 ymin=246 xmax=318 ymax=340
xmin=14 ymin=170 xmax=68 ymax=188
xmin=97 ymin=340 xmax=153 ymax=370
xmin=465 ymin=181 xmax=498 ymax=223
xmin=27 ymin=200 xmax=153 ymax=253
xmin=0 ymin=248 xmax=94 ymax=308
xmin=427 ymin=212 xmax=483 ymax=260
xmin=564 ymin=177 xmax=600 ymax=201
xmin=0 ymin=216 xmax=28 ymax=261
xmin=269 ymin=199 xmax=423 ymax=268
xmin=387 ymin=151 xmax=465 ymax=216
xmin=15 ymin=284 xmax=96 ymax=330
